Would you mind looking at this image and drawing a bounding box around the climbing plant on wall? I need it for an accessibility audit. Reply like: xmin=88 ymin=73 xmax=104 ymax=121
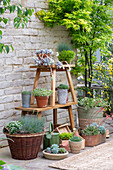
xmin=0 ymin=0 xmax=34 ymax=53
xmin=35 ymin=0 xmax=113 ymax=96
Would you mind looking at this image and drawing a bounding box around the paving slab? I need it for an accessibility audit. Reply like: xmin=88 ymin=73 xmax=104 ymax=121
xmin=0 ymin=134 xmax=113 ymax=170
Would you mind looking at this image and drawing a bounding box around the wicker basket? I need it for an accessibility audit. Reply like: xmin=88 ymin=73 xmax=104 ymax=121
xmin=69 ymin=140 xmax=82 ymax=154
xmin=79 ymin=118 xmax=103 ymax=130
xmin=6 ymin=132 xmax=44 ymax=160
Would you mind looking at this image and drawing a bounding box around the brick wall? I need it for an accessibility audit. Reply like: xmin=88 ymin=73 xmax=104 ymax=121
xmin=0 ymin=0 xmax=77 ymax=146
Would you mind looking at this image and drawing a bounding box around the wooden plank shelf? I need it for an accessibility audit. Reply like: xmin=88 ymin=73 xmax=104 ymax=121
xmin=15 ymin=101 xmax=76 ymax=112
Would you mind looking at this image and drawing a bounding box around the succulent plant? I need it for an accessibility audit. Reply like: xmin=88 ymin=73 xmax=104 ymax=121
xmin=59 ymin=148 xmax=66 ymax=153
xmin=98 ymin=126 xmax=105 ymax=134
xmin=46 ymin=147 xmax=51 ymax=153
xmin=57 ymin=84 xmax=69 ymax=89
xmin=51 ymin=144 xmax=59 ymax=149
xmin=51 ymin=148 xmax=59 ymax=154
xmin=70 ymin=136 xmax=82 ymax=142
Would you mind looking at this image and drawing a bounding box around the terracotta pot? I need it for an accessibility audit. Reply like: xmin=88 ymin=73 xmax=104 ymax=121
xmin=99 ymin=133 xmax=106 ymax=144
xmin=35 ymin=96 xmax=48 ymax=108
xmin=82 ymin=134 xmax=100 ymax=147
xmin=60 ymin=140 xmax=70 ymax=152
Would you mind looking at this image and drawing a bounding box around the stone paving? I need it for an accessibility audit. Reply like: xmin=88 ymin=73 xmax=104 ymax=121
xmin=0 ymin=119 xmax=113 ymax=170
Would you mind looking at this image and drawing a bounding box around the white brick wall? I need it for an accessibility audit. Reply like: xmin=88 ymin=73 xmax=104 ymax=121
xmin=0 ymin=0 xmax=77 ymax=146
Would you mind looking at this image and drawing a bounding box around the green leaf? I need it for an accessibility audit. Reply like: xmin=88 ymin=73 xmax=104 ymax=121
xmin=10 ymin=44 xmax=14 ymax=51
xmin=5 ymin=45 xmax=9 ymax=53
xmin=0 ymin=160 xmax=6 ymax=165
xmin=12 ymin=5 xmax=16 ymax=12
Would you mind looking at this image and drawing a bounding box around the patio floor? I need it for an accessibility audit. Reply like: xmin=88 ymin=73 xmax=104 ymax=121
xmin=0 ymin=119 xmax=113 ymax=170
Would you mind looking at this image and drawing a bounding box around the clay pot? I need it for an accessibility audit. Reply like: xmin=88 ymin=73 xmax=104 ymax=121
xmin=60 ymin=140 xmax=70 ymax=152
xmin=35 ymin=96 xmax=48 ymax=108
xmin=82 ymin=134 xmax=100 ymax=147
xmin=99 ymin=133 xmax=106 ymax=144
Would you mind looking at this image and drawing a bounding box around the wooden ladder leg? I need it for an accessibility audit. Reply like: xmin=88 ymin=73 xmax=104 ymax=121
xmin=53 ymin=109 xmax=57 ymax=129
xmin=21 ymin=111 xmax=26 ymax=116
xmin=65 ymin=68 xmax=77 ymax=104
xmin=31 ymin=68 xmax=40 ymax=105
xmin=38 ymin=111 xmax=41 ymax=119
xmin=51 ymin=68 xmax=56 ymax=106
xmin=68 ymin=106 xmax=75 ymax=131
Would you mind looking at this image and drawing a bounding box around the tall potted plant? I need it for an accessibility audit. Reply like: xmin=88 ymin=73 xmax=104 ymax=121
xmin=32 ymin=88 xmax=53 ymax=108
xmin=78 ymin=97 xmax=107 ymax=129
xmin=57 ymin=84 xmax=69 ymax=104
xmin=3 ymin=115 xmax=45 ymax=160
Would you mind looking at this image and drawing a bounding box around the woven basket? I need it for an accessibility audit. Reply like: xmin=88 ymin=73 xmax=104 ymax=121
xmin=69 ymin=140 xmax=82 ymax=154
xmin=6 ymin=132 xmax=44 ymax=160
xmin=79 ymin=118 xmax=103 ymax=130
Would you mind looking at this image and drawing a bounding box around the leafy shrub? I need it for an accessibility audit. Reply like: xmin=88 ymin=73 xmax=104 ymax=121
xmin=32 ymin=88 xmax=53 ymax=96
xmin=70 ymin=136 xmax=82 ymax=142
xmin=57 ymin=84 xmax=69 ymax=89
xmin=57 ymin=43 xmax=72 ymax=52
xmin=22 ymin=91 xmax=31 ymax=94
xmin=58 ymin=50 xmax=75 ymax=63
xmin=82 ymin=126 xmax=100 ymax=136
xmin=59 ymin=132 xmax=73 ymax=140
xmin=78 ymin=97 xmax=107 ymax=110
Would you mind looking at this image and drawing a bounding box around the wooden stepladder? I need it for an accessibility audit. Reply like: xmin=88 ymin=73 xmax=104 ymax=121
xmin=16 ymin=65 xmax=77 ymax=131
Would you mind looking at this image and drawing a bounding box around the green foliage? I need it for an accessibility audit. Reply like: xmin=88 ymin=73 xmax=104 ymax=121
xmin=57 ymin=84 xmax=69 ymax=89
xmin=59 ymin=132 xmax=73 ymax=140
xmin=22 ymin=91 xmax=31 ymax=94
xmin=36 ymin=0 xmax=113 ymax=94
xmin=57 ymin=43 xmax=72 ymax=52
xmin=32 ymin=88 xmax=53 ymax=97
xmin=3 ymin=116 xmax=45 ymax=134
xmin=19 ymin=115 xmax=45 ymax=134
xmin=82 ymin=126 xmax=100 ymax=136
xmin=0 ymin=1 xmax=34 ymax=54
xmin=0 ymin=160 xmax=6 ymax=169
xmin=70 ymin=136 xmax=82 ymax=142
xmin=98 ymin=126 xmax=105 ymax=134
xmin=58 ymin=50 xmax=75 ymax=63
xmin=59 ymin=148 xmax=66 ymax=153
xmin=3 ymin=121 xmax=22 ymax=134
xmin=78 ymin=97 xmax=108 ymax=110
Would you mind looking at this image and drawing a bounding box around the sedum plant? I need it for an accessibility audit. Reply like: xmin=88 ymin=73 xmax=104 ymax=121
xmin=3 ymin=121 xmax=22 ymax=134
xmin=32 ymin=88 xmax=53 ymax=97
xmin=82 ymin=126 xmax=100 ymax=136
xmin=46 ymin=144 xmax=66 ymax=154
xmin=59 ymin=132 xmax=73 ymax=140
xmin=70 ymin=136 xmax=82 ymax=142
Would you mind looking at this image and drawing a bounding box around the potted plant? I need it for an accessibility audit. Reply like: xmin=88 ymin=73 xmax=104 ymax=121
xmin=78 ymin=97 xmax=107 ymax=129
xmin=43 ymin=122 xmax=59 ymax=150
xmin=32 ymin=88 xmax=53 ymax=108
xmin=69 ymin=136 xmax=82 ymax=154
xmin=22 ymin=73 xmax=31 ymax=108
xmin=58 ymin=50 xmax=75 ymax=64
xmin=22 ymin=91 xmax=31 ymax=108
xmin=81 ymin=125 xmax=100 ymax=146
xmin=59 ymin=132 xmax=73 ymax=151
xmin=43 ymin=144 xmax=68 ymax=160
xmin=3 ymin=115 xmax=45 ymax=160
xmin=57 ymin=84 xmax=69 ymax=104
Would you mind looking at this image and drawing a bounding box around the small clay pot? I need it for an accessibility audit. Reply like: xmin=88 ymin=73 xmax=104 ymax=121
xmin=35 ymin=96 xmax=48 ymax=108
